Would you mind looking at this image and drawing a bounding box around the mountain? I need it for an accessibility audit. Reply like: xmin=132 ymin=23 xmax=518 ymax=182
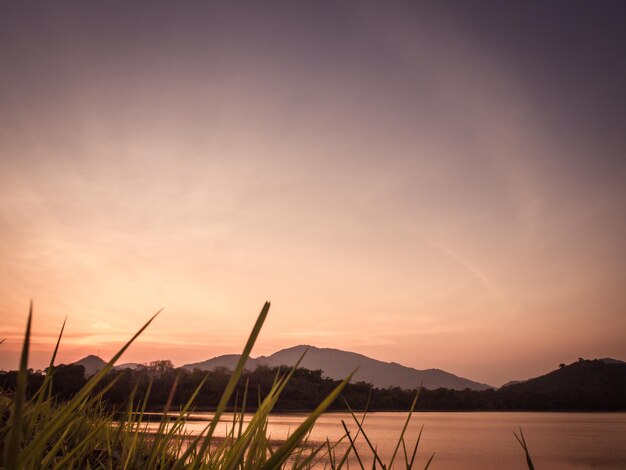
xmin=73 ymin=355 xmax=106 ymax=376
xmin=500 ymin=358 xmax=626 ymax=389
xmin=499 ymin=379 xmax=526 ymax=388
xmin=115 ymin=362 xmax=144 ymax=370
xmin=72 ymin=356 xmax=145 ymax=376
xmin=183 ymin=345 xmax=493 ymax=391
xmin=498 ymin=359 xmax=626 ymax=409
xmin=184 ymin=354 xmax=258 ymax=372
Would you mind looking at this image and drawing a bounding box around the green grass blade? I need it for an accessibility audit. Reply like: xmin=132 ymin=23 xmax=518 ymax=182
xmin=4 ymin=301 xmax=32 ymax=468
xmin=409 ymin=425 xmax=424 ymax=469
xmin=49 ymin=316 xmax=66 ymax=369
xmin=389 ymin=390 xmax=420 ymax=468
xmin=20 ymin=310 xmax=161 ymax=459
xmin=402 ymin=437 xmax=409 ymax=469
xmin=261 ymin=370 xmax=355 ymax=470
xmin=31 ymin=317 xmax=67 ymax=408
xmin=207 ymin=301 xmax=270 ymax=438
xmin=172 ymin=302 xmax=271 ymax=470
xmin=190 ymin=301 xmax=271 ymax=468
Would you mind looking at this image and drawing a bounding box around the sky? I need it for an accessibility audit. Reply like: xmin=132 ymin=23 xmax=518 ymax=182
xmin=1 ymin=1 xmax=625 ymax=386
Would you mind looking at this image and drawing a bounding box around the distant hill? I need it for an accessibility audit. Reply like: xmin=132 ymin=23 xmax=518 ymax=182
xmin=499 ymin=379 xmax=526 ymax=388
xmin=72 ymin=356 xmax=145 ymax=376
xmin=184 ymin=354 xmax=258 ymax=372
xmin=500 ymin=358 xmax=626 ymax=389
xmin=73 ymin=355 xmax=106 ymax=376
xmin=183 ymin=345 xmax=493 ymax=391
xmin=498 ymin=359 xmax=626 ymax=410
xmin=115 ymin=362 xmax=144 ymax=370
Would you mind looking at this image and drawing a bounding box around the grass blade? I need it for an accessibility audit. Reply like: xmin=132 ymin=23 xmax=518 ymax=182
xmin=261 ymin=370 xmax=355 ymax=470
xmin=174 ymin=301 xmax=271 ymax=470
xmin=424 ymin=452 xmax=435 ymax=470
xmin=206 ymin=301 xmax=270 ymax=438
xmin=409 ymin=425 xmax=424 ymax=469
xmin=389 ymin=390 xmax=420 ymax=468
xmin=4 ymin=301 xmax=32 ymax=468
xmin=514 ymin=427 xmax=535 ymax=470
xmin=20 ymin=309 xmax=161 ymax=460
xmin=341 ymin=420 xmax=365 ymax=470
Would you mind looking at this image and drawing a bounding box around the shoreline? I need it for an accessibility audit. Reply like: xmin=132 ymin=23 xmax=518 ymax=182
xmin=130 ymin=409 xmax=626 ymax=417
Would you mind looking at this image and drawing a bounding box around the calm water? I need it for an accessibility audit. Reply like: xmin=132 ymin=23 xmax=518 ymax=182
xmin=157 ymin=412 xmax=626 ymax=469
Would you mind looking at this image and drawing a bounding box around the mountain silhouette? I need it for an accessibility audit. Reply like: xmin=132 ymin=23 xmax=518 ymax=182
xmin=500 ymin=358 xmax=626 ymax=394
xmin=500 ymin=357 xmax=626 ymax=388
xmin=497 ymin=358 xmax=626 ymax=409
xmin=73 ymin=355 xmax=106 ymax=376
xmin=72 ymin=355 xmax=144 ymax=376
xmin=183 ymin=345 xmax=493 ymax=391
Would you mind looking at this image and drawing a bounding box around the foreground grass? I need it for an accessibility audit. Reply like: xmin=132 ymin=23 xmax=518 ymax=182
xmin=0 ymin=302 xmax=437 ymax=469
xmin=0 ymin=302 xmax=534 ymax=469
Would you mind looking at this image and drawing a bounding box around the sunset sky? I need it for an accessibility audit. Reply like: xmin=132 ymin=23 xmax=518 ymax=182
xmin=1 ymin=2 xmax=625 ymax=386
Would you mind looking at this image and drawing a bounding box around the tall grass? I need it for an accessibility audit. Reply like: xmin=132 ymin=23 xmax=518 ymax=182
xmin=0 ymin=302 xmax=444 ymax=469
xmin=1 ymin=302 xmax=535 ymax=469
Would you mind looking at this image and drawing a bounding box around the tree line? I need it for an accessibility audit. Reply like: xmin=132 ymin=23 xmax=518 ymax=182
xmin=1 ymin=359 xmax=624 ymax=411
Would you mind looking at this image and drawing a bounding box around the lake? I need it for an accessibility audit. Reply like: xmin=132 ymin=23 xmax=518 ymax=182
xmin=154 ymin=411 xmax=626 ymax=468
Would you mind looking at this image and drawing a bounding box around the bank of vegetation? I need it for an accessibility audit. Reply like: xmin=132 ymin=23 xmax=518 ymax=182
xmin=3 ymin=358 xmax=624 ymax=413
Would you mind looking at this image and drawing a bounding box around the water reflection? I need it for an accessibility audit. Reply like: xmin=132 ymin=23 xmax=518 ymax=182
xmin=147 ymin=412 xmax=626 ymax=469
